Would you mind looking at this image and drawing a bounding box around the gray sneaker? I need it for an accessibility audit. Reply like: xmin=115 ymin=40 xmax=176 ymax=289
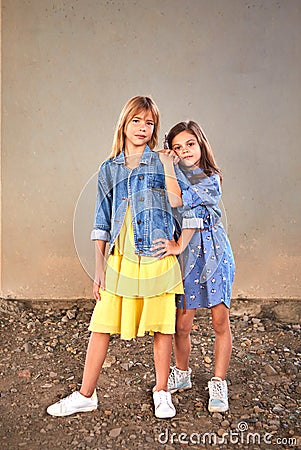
xmin=47 ymin=390 xmax=98 ymax=417
xmin=168 ymin=366 xmax=192 ymax=394
xmin=208 ymin=377 xmax=228 ymax=413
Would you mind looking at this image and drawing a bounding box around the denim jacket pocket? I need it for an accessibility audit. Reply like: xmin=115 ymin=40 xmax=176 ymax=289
xmin=147 ymin=174 xmax=165 ymax=192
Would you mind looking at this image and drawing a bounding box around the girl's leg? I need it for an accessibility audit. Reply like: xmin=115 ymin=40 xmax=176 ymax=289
xmin=174 ymin=308 xmax=196 ymax=371
xmin=211 ymin=304 xmax=232 ymax=380
xmin=153 ymin=332 xmax=173 ymax=391
xmin=153 ymin=332 xmax=176 ymax=418
xmin=80 ymin=332 xmax=110 ymax=397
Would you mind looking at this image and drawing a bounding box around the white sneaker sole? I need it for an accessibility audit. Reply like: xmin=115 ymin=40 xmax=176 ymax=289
xmin=47 ymin=405 xmax=97 ymax=417
xmin=208 ymin=403 xmax=228 ymax=413
xmin=169 ymin=384 xmax=192 ymax=394
xmin=155 ymin=408 xmax=176 ymax=419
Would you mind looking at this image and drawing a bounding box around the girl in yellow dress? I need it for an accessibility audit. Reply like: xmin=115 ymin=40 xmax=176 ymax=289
xmin=47 ymin=96 xmax=184 ymax=419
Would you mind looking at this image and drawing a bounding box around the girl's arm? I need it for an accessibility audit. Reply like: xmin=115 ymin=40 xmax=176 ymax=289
xmin=152 ymin=228 xmax=195 ymax=259
xmin=93 ymin=239 xmax=107 ymax=300
xmin=176 ymin=228 xmax=195 ymax=253
xmin=158 ymin=151 xmax=183 ymax=207
xmin=91 ymin=164 xmax=112 ymax=300
xmin=91 ymin=164 xmax=113 ymax=241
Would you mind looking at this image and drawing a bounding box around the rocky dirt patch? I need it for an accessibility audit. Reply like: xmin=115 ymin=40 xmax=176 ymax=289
xmin=0 ymin=299 xmax=300 ymax=449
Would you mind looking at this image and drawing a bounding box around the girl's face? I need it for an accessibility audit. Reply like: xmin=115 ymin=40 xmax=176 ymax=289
xmin=124 ymin=110 xmax=155 ymax=151
xmin=171 ymin=130 xmax=201 ymax=169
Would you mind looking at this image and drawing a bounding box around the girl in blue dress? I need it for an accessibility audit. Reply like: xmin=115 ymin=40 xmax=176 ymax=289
xmin=153 ymin=120 xmax=235 ymax=413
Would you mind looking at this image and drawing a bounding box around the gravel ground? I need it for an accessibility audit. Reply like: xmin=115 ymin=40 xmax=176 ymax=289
xmin=0 ymin=298 xmax=300 ymax=450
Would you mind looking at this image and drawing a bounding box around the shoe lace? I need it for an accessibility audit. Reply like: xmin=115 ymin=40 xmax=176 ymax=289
xmin=169 ymin=367 xmax=190 ymax=385
xmin=157 ymin=390 xmax=169 ymax=405
xmin=210 ymin=381 xmax=226 ymax=400
xmin=59 ymin=391 xmax=78 ymax=408
xmin=177 ymin=370 xmax=188 ymax=382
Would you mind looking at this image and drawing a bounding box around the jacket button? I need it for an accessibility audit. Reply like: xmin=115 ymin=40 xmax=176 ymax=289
xmin=139 ymin=197 xmax=144 ymax=202
xmin=137 ymin=220 xmax=141 ymax=224
xmin=138 ymin=238 xmax=142 ymax=242
xmin=139 ymin=175 xmax=144 ymax=180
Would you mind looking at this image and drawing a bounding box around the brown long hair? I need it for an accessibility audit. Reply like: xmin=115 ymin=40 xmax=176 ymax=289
xmin=110 ymin=96 xmax=160 ymax=157
xmin=167 ymin=121 xmax=222 ymax=183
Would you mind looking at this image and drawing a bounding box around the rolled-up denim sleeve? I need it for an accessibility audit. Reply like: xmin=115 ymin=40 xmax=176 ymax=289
xmin=182 ymin=215 xmax=204 ymax=229
xmin=180 ymin=207 xmax=204 ymax=229
xmin=90 ymin=166 xmax=112 ymax=241
xmin=90 ymin=228 xmax=110 ymax=241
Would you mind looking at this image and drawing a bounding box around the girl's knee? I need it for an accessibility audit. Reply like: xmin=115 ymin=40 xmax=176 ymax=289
xmin=176 ymin=321 xmax=192 ymax=336
xmin=212 ymin=320 xmax=230 ymax=335
xmin=212 ymin=309 xmax=230 ymax=335
xmin=175 ymin=309 xmax=195 ymax=336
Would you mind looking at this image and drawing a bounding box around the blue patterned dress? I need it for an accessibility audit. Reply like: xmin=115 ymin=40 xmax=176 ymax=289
xmin=176 ymin=168 xmax=235 ymax=310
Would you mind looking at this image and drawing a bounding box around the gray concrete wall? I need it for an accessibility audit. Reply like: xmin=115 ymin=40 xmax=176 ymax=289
xmin=1 ymin=0 xmax=301 ymax=300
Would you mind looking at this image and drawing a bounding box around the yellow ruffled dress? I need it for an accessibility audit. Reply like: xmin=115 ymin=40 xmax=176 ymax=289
xmin=89 ymin=207 xmax=184 ymax=339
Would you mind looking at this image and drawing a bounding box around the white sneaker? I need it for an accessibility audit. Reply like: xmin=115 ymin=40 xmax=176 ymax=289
xmin=153 ymin=390 xmax=176 ymax=419
xmin=47 ymin=390 xmax=98 ymax=417
xmin=208 ymin=377 xmax=228 ymax=413
xmin=168 ymin=366 xmax=192 ymax=394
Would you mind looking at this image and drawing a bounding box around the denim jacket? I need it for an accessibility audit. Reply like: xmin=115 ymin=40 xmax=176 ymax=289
xmin=91 ymin=145 xmax=186 ymax=256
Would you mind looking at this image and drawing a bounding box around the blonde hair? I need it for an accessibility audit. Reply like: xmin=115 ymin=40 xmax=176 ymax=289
xmin=110 ymin=96 xmax=160 ymax=157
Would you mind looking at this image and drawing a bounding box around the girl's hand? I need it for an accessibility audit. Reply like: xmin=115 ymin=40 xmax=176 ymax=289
xmin=151 ymin=238 xmax=182 ymax=259
xmin=93 ymin=271 xmax=105 ymax=301
xmin=157 ymin=149 xmax=180 ymax=166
